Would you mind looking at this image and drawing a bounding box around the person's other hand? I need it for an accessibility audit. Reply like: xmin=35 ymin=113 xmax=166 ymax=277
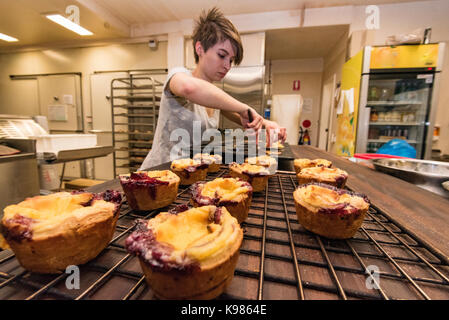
xmin=264 ymin=119 xmax=287 ymax=146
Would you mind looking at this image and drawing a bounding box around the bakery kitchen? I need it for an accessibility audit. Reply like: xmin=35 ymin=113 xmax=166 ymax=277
xmin=181 ymin=304 xmax=215 ymax=317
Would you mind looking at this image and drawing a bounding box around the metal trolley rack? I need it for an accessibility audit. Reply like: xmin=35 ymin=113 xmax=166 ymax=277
xmin=0 ymin=166 xmax=448 ymax=300
xmin=111 ymin=74 xmax=164 ymax=177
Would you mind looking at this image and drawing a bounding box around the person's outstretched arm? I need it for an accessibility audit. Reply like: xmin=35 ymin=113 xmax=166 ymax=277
xmin=169 ymin=72 xmax=263 ymax=131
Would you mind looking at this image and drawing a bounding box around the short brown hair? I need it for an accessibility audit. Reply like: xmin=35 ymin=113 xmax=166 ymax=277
xmin=192 ymin=7 xmax=243 ymax=65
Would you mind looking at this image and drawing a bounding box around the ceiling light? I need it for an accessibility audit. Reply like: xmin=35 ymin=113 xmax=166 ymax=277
xmin=45 ymin=14 xmax=93 ymax=36
xmin=0 ymin=33 xmax=18 ymax=42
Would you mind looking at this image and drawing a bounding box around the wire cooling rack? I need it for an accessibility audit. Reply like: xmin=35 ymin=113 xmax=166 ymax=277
xmin=0 ymin=166 xmax=448 ymax=300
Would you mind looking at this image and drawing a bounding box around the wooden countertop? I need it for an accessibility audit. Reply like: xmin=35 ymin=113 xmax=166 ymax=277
xmin=290 ymin=145 xmax=449 ymax=263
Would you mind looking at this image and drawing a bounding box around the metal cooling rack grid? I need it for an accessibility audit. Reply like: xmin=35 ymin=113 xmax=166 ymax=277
xmin=0 ymin=166 xmax=448 ymax=300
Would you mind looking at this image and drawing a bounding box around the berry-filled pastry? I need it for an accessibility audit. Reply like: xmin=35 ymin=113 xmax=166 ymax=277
xmin=170 ymin=158 xmax=209 ymax=185
xmin=293 ymin=158 xmax=332 ymax=174
xmin=228 ymin=162 xmax=271 ymax=192
xmin=297 ymin=166 xmax=348 ymax=188
xmin=293 ymin=183 xmax=370 ymax=239
xmin=245 ymin=155 xmax=278 ymax=175
xmin=191 ymin=177 xmax=253 ymax=223
xmin=120 ymin=170 xmax=180 ymax=211
xmin=0 ymin=190 xmax=122 ymax=273
xmin=193 ymin=153 xmax=222 ymax=173
xmin=125 ymin=205 xmax=243 ymax=299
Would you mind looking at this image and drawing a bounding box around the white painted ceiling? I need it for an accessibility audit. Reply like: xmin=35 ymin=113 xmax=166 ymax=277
xmin=0 ymin=0 xmax=432 ymax=59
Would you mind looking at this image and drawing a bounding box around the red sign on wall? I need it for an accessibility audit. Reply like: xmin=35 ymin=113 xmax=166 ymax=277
xmin=292 ymin=80 xmax=300 ymax=91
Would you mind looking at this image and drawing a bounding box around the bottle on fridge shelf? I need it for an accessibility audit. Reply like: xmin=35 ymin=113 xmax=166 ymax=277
xmin=403 ymin=129 xmax=409 ymax=139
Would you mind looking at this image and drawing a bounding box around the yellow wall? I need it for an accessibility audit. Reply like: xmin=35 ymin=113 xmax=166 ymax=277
xmin=322 ymin=31 xmax=349 ymax=153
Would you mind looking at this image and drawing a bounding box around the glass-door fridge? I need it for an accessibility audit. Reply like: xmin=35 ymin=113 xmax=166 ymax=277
xmin=355 ymin=44 xmax=445 ymax=159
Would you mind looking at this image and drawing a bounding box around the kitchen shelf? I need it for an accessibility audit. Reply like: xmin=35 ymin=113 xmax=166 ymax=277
xmin=113 ymin=104 xmax=160 ymax=109
xmin=113 ymin=113 xmax=157 ymax=118
xmin=368 ymin=139 xmax=418 ymax=144
xmin=111 ymin=73 xmax=166 ymax=178
xmin=113 ymin=131 xmax=153 ymax=135
xmin=369 ymin=122 xmax=422 ymax=126
xmin=367 ymin=100 xmax=423 ymax=106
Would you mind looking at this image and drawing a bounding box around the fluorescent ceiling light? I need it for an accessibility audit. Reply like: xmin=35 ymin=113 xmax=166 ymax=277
xmin=46 ymin=14 xmax=93 ymax=36
xmin=0 ymin=33 xmax=18 ymax=42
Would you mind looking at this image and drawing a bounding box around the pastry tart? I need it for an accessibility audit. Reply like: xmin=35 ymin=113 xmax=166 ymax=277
xmin=293 ymin=183 xmax=370 ymax=239
xmin=193 ymin=153 xmax=222 ymax=173
xmin=293 ymin=158 xmax=332 ymax=174
xmin=245 ymin=155 xmax=278 ymax=175
xmin=191 ymin=178 xmax=253 ymax=223
xmin=125 ymin=205 xmax=243 ymax=299
xmin=120 ymin=170 xmax=180 ymax=211
xmin=170 ymin=158 xmax=209 ymax=185
xmin=228 ymin=162 xmax=271 ymax=192
xmin=297 ymin=166 xmax=348 ymax=188
xmin=0 ymin=190 xmax=122 ymax=273
xmin=268 ymin=141 xmax=284 ymax=149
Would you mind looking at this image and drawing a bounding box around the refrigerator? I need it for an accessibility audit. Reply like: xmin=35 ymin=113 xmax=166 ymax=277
xmin=335 ymin=43 xmax=445 ymax=159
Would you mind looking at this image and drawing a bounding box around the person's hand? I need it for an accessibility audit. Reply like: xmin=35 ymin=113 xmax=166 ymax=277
xmin=263 ymin=119 xmax=287 ymax=146
xmin=239 ymin=107 xmax=263 ymax=132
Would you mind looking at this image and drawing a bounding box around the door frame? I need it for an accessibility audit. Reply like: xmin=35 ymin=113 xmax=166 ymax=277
xmin=318 ymin=73 xmax=337 ymax=151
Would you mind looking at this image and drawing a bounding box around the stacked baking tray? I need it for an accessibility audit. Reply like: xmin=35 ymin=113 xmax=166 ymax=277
xmin=0 ymin=166 xmax=448 ymax=299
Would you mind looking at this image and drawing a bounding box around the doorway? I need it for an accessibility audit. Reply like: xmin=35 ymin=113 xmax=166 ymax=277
xmin=318 ymin=73 xmax=337 ymax=151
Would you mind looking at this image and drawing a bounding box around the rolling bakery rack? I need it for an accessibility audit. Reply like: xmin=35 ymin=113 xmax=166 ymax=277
xmin=111 ymin=73 xmax=165 ymax=178
xmin=0 ymin=165 xmax=449 ymax=300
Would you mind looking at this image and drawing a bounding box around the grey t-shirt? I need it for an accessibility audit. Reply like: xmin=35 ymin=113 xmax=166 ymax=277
xmin=140 ymin=67 xmax=220 ymax=169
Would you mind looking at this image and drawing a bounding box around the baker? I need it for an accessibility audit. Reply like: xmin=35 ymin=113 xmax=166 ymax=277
xmin=140 ymin=7 xmax=286 ymax=170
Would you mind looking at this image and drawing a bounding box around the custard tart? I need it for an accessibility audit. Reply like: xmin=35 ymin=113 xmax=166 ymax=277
xmin=120 ymin=170 xmax=180 ymax=211
xmin=170 ymin=158 xmax=209 ymax=185
xmin=297 ymin=166 xmax=348 ymax=188
xmin=293 ymin=158 xmax=332 ymax=174
xmin=125 ymin=205 xmax=243 ymax=299
xmin=191 ymin=178 xmax=253 ymax=223
xmin=0 ymin=190 xmax=122 ymax=273
xmin=193 ymin=153 xmax=222 ymax=173
xmin=228 ymin=162 xmax=271 ymax=192
xmin=293 ymin=183 xmax=369 ymax=239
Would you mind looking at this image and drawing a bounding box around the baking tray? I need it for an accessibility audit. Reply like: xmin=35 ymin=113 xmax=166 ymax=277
xmin=0 ymin=165 xmax=448 ymax=300
xmin=372 ymin=158 xmax=449 ymax=198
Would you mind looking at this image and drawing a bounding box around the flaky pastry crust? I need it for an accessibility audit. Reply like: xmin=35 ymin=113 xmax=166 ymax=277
xmin=125 ymin=205 xmax=242 ymax=299
xmin=193 ymin=153 xmax=222 ymax=173
xmin=120 ymin=170 xmax=180 ymax=211
xmin=190 ymin=178 xmax=253 ymax=223
xmin=293 ymin=183 xmax=369 ymax=239
xmin=170 ymin=158 xmax=209 ymax=185
xmin=294 ymin=158 xmax=332 ymax=174
xmin=297 ymin=166 xmax=348 ymax=188
xmin=0 ymin=190 xmax=122 ymax=273
xmin=228 ymin=162 xmax=271 ymax=192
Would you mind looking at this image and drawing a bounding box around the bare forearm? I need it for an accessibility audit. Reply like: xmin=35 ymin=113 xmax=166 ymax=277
xmin=170 ymin=73 xmax=247 ymax=114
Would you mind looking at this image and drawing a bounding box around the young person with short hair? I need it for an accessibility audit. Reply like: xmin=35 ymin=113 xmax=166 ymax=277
xmin=140 ymin=7 xmax=286 ymax=169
